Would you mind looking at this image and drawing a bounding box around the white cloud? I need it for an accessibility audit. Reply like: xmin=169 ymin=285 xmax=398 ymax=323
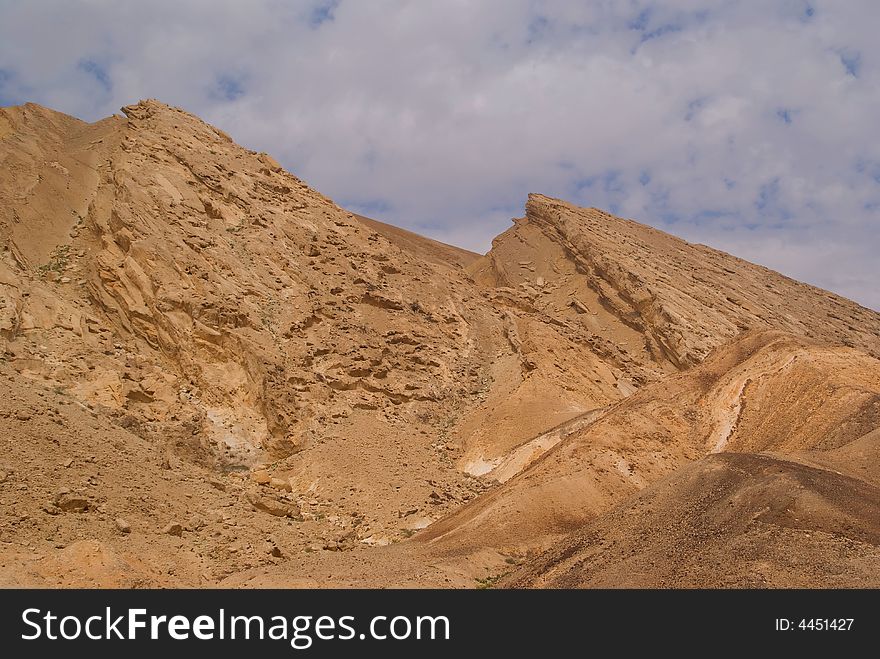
xmin=1 ymin=0 xmax=878 ymax=309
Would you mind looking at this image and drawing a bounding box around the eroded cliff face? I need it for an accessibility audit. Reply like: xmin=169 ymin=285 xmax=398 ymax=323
xmin=80 ymin=99 xmax=511 ymax=464
xmin=2 ymin=100 xmax=879 ymax=588
xmin=2 ymin=101 xmax=503 ymax=463
xmin=474 ymin=193 xmax=880 ymax=369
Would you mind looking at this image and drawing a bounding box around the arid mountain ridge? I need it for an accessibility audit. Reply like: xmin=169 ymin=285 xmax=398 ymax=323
xmin=1 ymin=99 xmax=878 ymax=587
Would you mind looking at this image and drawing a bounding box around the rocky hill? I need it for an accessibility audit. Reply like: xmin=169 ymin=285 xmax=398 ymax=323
xmin=1 ymin=100 xmax=878 ymax=587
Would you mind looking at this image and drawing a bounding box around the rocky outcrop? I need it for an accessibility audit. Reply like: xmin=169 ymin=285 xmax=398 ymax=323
xmin=473 ymin=193 xmax=880 ymax=372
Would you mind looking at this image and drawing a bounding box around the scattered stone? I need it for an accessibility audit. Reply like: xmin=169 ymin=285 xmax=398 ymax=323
xmin=54 ymin=489 xmax=91 ymax=513
xmin=264 ymin=536 xmax=283 ymax=557
xmin=206 ymin=509 xmax=227 ymax=523
xmin=186 ymin=514 xmax=206 ymax=531
xmin=246 ymin=489 xmax=300 ymax=518
xmin=115 ymin=518 xmax=132 ymax=534
xmin=269 ymin=477 xmax=292 ymax=492
xmin=162 ymin=522 xmax=183 ymax=536
xmin=570 ymin=298 xmax=591 ymax=314
xmin=250 ymin=470 xmax=271 ymax=485
xmin=360 ymin=535 xmax=392 ymax=547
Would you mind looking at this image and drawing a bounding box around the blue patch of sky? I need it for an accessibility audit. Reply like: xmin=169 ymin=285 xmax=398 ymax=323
xmin=214 ymin=74 xmax=246 ymax=101
xmin=602 ymin=170 xmax=625 ymax=194
xmin=854 ymin=158 xmax=880 ymax=184
xmin=631 ymin=6 xmax=710 ymax=33
xmin=564 ymin=22 xmax=603 ymax=39
xmin=640 ymin=23 xmax=682 ymax=44
xmin=527 ymin=14 xmax=550 ymax=44
xmin=838 ymin=49 xmax=861 ymax=77
xmin=566 ymin=170 xmax=628 ymax=211
xmin=776 ymin=108 xmax=795 ymax=124
xmin=692 ymin=209 xmax=737 ymax=223
xmin=358 ymin=147 xmax=379 ymax=171
xmin=803 ymin=3 xmax=815 ymax=20
xmin=627 ymin=6 xmax=695 ymax=51
xmin=77 ymin=59 xmax=111 ymax=92
xmin=571 ymin=170 xmax=623 ymax=194
xmin=639 ymin=171 xmax=651 ymax=186
xmin=755 ymin=178 xmax=780 ymax=211
xmin=573 ymin=174 xmax=598 ymax=193
xmin=0 ymin=68 xmax=19 ymax=106
xmin=724 ymin=178 xmax=736 ymax=190
xmin=692 ymin=9 xmax=710 ymax=24
xmin=650 ymin=187 xmax=670 ymax=206
xmin=310 ymin=0 xmax=340 ymax=28
xmin=413 ymin=219 xmax=453 ymax=236
xmin=755 ymin=177 xmax=793 ymax=220
xmin=684 ymin=97 xmax=708 ymax=122
xmin=764 ymin=221 xmax=793 ymax=231
xmin=628 ymin=8 xmax=652 ymax=32
xmin=639 ymin=183 xmax=679 ymax=225
xmin=485 ymin=201 xmax=523 ymax=217
xmin=647 ymin=192 xmax=682 ymax=225
xmin=488 ymin=30 xmax=513 ymax=52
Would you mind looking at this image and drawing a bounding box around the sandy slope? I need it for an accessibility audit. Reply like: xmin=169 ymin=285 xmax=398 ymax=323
xmin=504 ymin=452 xmax=880 ymax=588
xmin=417 ymin=332 xmax=880 ymax=554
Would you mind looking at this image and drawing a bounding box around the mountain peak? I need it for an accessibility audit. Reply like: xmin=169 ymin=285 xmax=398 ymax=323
xmin=120 ymin=98 xmax=191 ymax=119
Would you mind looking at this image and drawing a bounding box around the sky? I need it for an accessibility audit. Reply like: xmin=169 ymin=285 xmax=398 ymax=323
xmin=1 ymin=1 xmax=878 ymax=310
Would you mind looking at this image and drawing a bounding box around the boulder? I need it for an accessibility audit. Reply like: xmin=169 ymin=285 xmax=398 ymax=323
xmin=246 ymin=489 xmax=300 ymax=518
xmin=54 ymin=489 xmax=91 ymax=513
